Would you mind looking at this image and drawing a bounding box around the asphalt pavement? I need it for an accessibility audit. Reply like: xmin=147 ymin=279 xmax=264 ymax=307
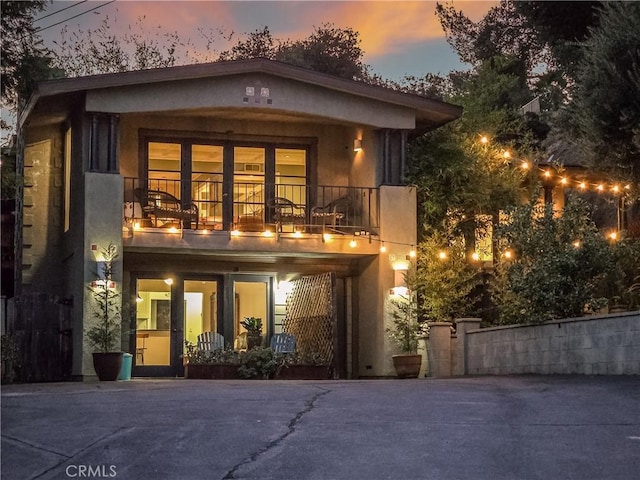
xmin=2 ymin=375 xmax=639 ymax=480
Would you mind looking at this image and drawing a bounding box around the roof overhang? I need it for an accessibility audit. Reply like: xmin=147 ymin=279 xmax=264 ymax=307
xmin=20 ymin=58 xmax=462 ymax=131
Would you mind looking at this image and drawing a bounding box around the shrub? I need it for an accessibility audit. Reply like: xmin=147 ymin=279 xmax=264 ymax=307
xmin=493 ymin=196 xmax=614 ymax=324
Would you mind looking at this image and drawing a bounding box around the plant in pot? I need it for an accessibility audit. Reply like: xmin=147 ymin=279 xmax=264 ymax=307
xmin=238 ymin=347 xmax=282 ymax=379
xmin=240 ymin=317 xmax=263 ymax=349
xmin=386 ymin=290 xmax=428 ymax=378
xmin=275 ymin=351 xmax=331 ymax=380
xmin=86 ymin=243 xmax=123 ymax=381
xmin=183 ymin=341 xmax=240 ymax=379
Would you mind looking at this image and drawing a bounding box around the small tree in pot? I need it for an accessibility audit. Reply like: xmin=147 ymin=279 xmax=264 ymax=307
xmin=86 ymin=243 xmax=123 ymax=381
xmin=386 ymin=291 xmax=429 ymax=378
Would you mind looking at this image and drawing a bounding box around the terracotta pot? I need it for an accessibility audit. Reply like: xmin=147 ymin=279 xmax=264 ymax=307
xmin=92 ymin=352 xmax=123 ymax=381
xmin=392 ymin=354 xmax=422 ymax=379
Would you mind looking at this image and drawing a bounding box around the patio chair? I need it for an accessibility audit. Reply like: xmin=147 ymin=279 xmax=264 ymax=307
xmin=197 ymin=332 xmax=225 ymax=352
xmin=270 ymin=333 xmax=296 ymax=354
xmin=134 ymin=187 xmax=199 ymax=229
xmin=310 ymin=195 xmax=352 ymax=231
xmin=267 ymin=197 xmax=306 ymax=231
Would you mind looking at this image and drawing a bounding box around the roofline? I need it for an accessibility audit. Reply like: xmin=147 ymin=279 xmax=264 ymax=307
xmin=20 ymin=58 xmax=462 ymax=127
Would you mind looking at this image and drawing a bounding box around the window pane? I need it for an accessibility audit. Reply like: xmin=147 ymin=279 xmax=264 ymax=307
xmin=136 ymin=279 xmax=172 ymax=366
xmin=234 ymin=147 xmax=265 ymax=227
xmin=275 ymin=148 xmax=306 ymax=210
xmin=148 ymin=142 xmax=180 ymax=198
xmin=192 ymin=145 xmax=223 ymax=228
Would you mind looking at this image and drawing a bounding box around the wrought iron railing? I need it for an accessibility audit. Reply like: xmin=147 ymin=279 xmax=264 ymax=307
xmin=123 ymin=177 xmax=379 ymax=234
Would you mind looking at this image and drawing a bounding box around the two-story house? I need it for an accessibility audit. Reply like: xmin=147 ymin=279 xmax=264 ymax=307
xmin=17 ymin=58 xmax=462 ymax=380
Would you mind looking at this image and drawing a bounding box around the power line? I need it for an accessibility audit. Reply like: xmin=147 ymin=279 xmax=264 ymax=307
xmin=34 ymin=0 xmax=89 ymax=23
xmin=36 ymin=0 xmax=116 ymax=33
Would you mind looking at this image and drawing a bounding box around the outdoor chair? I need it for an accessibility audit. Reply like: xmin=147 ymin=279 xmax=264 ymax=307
xmin=267 ymin=197 xmax=306 ymax=231
xmin=197 ymin=332 xmax=225 ymax=352
xmin=134 ymin=187 xmax=199 ymax=229
xmin=310 ymin=195 xmax=352 ymax=232
xmin=270 ymin=333 xmax=296 ymax=354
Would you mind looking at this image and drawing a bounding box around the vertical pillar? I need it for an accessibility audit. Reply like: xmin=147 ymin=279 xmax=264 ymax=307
xmin=455 ymin=317 xmax=482 ymax=376
xmin=427 ymin=322 xmax=452 ymax=377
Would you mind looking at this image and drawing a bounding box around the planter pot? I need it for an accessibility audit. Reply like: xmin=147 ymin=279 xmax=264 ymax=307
xmin=276 ymin=365 xmax=331 ymax=380
xmin=92 ymin=352 xmax=124 ymax=381
xmin=392 ymin=354 xmax=422 ymax=379
xmin=246 ymin=334 xmax=262 ymax=350
xmin=184 ymin=364 xmax=240 ymax=379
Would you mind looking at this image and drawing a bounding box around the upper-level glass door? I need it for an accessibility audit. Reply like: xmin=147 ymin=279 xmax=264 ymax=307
xmin=233 ymin=146 xmax=266 ymax=229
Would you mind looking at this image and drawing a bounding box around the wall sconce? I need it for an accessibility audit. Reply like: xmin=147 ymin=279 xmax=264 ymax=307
xmin=353 ymin=139 xmax=363 ymax=152
xmin=389 ymin=286 xmax=411 ymax=296
xmin=164 ymin=278 xmax=173 ymax=286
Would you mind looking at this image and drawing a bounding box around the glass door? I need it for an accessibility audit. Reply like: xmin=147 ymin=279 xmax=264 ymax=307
xmin=184 ymin=279 xmax=221 ymax=349
xmin=229 ymin=276 xmax=273 ymax=350
xmin=134 ymin=278 xmax=172 ymax=369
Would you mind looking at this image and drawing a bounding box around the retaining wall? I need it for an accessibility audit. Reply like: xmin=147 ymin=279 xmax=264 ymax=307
xmin=461 ymin=311 xmax=640 ymax=375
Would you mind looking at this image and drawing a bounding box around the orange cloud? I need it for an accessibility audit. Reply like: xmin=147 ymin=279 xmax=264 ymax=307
xmin=267 ymin=1 xmax=498 ymax=59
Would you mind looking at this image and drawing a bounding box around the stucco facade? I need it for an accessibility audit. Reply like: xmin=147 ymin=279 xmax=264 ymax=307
xmin=17 ymin=59 xmax=461 ymax=379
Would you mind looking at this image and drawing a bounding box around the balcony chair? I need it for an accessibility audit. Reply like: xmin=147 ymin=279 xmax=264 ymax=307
xmin=197 ymin=332 xmax=225 ymax=352
xmin=270 ymin=333 xmax=296 ymax=354
xmin=311 ymin=195 xmax=352 ymax=232
xmin=134 ymin=187 xmax=199 ymax=229
xmin=267 ymin=197 xmax=306 ymax=231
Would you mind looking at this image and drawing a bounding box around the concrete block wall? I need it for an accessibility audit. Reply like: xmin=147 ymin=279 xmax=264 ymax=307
xmin=462 ymin=312 xmax=640 ymax=375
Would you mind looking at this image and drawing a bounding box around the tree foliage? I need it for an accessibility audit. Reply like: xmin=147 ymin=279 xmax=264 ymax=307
xmin=1 ymin=1 xmax=55 ymax=119
xmin=493 ymin=196 xmax=613 ymax=324
xmin=218 ymin=23 xmax=368 ymax=80
xmin=564 ymin=2 xmax=640 ymax=181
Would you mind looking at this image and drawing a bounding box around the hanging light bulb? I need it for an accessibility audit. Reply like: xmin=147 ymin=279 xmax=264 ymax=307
xmin=560 ymin=177 xmax=568 ymax=185
xmin=579 ymin=182 xmax=587 ymax=190
xmin=380 ymin=243 xmax=387 ymax=253
xmin=480 ymin=135 xmax=489 ymax=144
xmin=504 ymin=250 xmax=513 ymax=260
xmin=438 ymin=250 xmax=447 ymax=260
xmin=349 ymin=239 xmax=357 ymax=248
xmin=471 ymin=252 xmax=480 ymax=261
xmin=503 ymin=150 xmax=511 ymax=159
xmin=597 ymin=184 xmax=604 ymax=192
xmin=409 ymin=248 xmax=416 ymax=258
xmin=544 ymin=170 xmax=552 ymax=178
xmin=521 ymin=161 xmax=530 ymax=170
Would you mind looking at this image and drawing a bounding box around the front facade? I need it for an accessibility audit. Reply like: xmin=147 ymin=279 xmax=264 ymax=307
xmin=17 ymin=58 xmax=462 ymax=379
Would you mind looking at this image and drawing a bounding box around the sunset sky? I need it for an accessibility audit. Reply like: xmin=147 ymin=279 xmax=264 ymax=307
xmin=35 ymin=0 xmax=497 ymax=80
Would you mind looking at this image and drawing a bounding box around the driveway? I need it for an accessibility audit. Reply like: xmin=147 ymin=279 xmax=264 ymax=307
xmin=2 ymin=376 xmax=639 ymax=480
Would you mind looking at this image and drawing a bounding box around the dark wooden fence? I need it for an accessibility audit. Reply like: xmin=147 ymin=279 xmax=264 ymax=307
xmin=2 ymin=293 xmax=73 ymax=383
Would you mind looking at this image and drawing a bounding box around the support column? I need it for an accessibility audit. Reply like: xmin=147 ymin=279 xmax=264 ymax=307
xmin=427 ymin=322 xmax=452 ymax=377
xmin=455 ymin=318 xmax=482 ymax=376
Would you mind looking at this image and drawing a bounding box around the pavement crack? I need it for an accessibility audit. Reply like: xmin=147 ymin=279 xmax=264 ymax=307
xmin=222 ymin=387 xmax=330 ymax=480
xmin=29 ymin=426 xmax=133 ymax=480
xmin=1 ymin=434 xmax=71 ymax=459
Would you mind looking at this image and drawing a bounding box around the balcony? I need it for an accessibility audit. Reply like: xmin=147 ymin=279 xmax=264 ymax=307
xmin=123 ymin=178 xmax=380 ymax=254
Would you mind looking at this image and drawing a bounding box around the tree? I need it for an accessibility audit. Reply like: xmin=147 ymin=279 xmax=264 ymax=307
xmin=218 ymin=23 xmax=369 ymax=80
xmin=1 ymin=1 xmax=54 ymax=123
xmin=563 ymin=2 xmax=640 ymax=181
xmin=493 ymin=195 xmax=613 ymax=324
xmin=51 ymin=15 xmax=202 ymax=77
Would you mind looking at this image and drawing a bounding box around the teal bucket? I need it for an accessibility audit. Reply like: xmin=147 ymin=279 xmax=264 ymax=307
xmin=118 ymin=353 xmax=133 ymax=381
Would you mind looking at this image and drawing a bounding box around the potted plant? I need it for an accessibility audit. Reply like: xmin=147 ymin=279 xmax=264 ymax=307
xmin=240 ymin=317 xmax=263 ymax=349
xmin=238 ymin=347 xmax=281 ymax=379
xmin=386 ymin=291 xmax=428 ymax=378
xmin=275 ymin=351 xmax=331 ymax=380
xmin=86 ymin=243 xmax=123 ymax=381
xmin=183 ymin=341 xmax=240 ymax=379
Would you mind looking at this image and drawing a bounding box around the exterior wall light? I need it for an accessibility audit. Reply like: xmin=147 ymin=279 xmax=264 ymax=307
xmin=353 ymin=139 xmax=363 ymax=152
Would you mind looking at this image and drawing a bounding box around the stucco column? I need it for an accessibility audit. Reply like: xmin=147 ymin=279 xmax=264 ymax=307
xmin=79 ymin=172 xmax=124 ymax=379
xmin=427 ymin=322 xmax=452 ymax=377
xmin=455 ymin=318 xmax=482 ymax=376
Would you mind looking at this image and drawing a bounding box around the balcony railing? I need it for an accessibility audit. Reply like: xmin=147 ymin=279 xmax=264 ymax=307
xmin=123 ymin=177 xmax=379 ymax=234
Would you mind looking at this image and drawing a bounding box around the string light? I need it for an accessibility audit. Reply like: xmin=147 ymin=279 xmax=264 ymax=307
xmin=579 ymin=182 xmax=587 ymax=190
xmin=380 ymin=243 xmax=387 ymax=253
xmin=349 ymin=239 xmax=357 ymax=248
xmin=543 ymin=170 xmax=552 ymax=178
xmin=608 ymin=231 xmax=618 ymax=241
xmin=438 ymin=250 xmax=447 ymax=260
xmin=597 ymin=184 xmax=604 ymax=192
xmin=293 ymin=230 xmax=303 ymax=238
xmin=480 ymin=135 xmax=489 ymax=144
xmin=560 ymin=177 xmax=568 ymax=185
xmin=572 ymin=240 xmax=581 ymax=248
xmin=504 ymin=250 xmax=513 ymax=260
xmin=409 ymin=248 xmax=416 ymax=258
xmin=521 ymin=161 xmax=530 ymax=170
xmin=503 ymin=150 xmax=511 ymax=159
xmin=471 ymin=252 xmax=480 ymax=261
